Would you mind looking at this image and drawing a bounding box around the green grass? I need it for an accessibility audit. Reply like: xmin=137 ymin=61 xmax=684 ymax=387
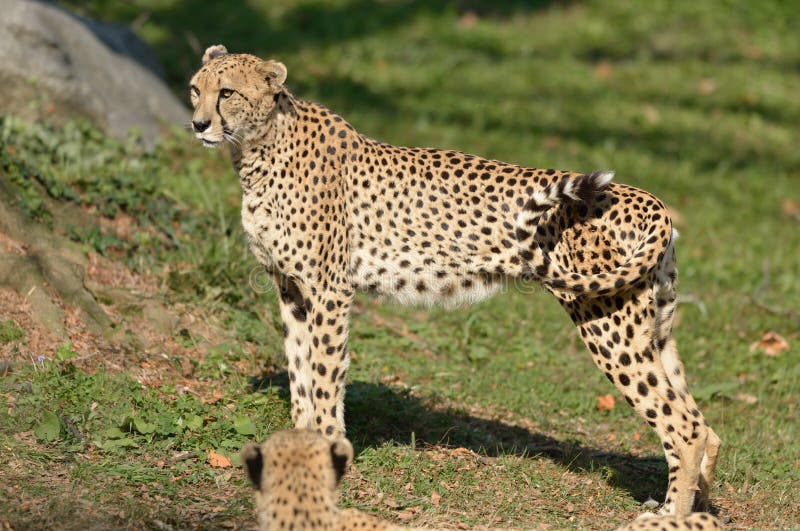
xmin=0 ymin=319 xmax=25 ymax=344
xmin=2 ymin=0 xmax=799 ymax=529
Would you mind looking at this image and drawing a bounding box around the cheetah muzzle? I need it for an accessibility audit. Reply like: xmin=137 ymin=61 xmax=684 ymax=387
xmin=190 ymin=45 xmax=721 ymax=518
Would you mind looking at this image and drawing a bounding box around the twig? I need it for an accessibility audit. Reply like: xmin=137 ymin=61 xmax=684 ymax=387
xmin=748 ymin=297 xmax=800 ymax=325
xmin=749 ymin=259 xmax=800 ymax=326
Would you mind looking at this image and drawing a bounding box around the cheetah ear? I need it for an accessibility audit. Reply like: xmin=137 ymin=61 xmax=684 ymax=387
xmin=257 ymin=60 xmax=287 ymax=93
xmin=241 ymin=443 xmax=264 ymax=490
xmin=329 ymin=438 xmax=353 ymax=485
xmin=202 ymin=44 xmax=228 ymax=64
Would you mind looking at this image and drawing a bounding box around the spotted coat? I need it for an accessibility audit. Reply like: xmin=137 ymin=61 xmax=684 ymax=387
xmin=190 ymin=45 xmax=720 ymax=517
xmin=243 ymin=430 xmax=722 ymax=531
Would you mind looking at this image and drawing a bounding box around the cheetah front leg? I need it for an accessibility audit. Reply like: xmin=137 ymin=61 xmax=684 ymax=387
xmin=274 ymin=273 xmax=353 ymax=439
xmin=274 ymin=274 xmax=315 ymax=430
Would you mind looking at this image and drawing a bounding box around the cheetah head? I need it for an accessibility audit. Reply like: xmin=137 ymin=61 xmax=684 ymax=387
xmin=189 ymin=44 xmax=287 ymax=148
xmin=241 ymin=429 xmax=354 ymax=530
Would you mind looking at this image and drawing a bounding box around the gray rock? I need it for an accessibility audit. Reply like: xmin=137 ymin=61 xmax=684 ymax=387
xmin=0 ymin=0 xmax=189 ymax=145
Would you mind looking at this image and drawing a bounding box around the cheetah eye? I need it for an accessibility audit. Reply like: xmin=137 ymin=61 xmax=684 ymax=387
xmin=190 ymin=85 xmax=200 ymax=97
xmin=220 ymin=88 xmax=234 ymax=99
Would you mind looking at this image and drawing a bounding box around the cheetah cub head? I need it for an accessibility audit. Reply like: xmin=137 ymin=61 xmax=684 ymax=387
xmin=241 ymin=429 xmax=354 ymax=531
xmin=189 ymin=44 xmax=287 ymax=148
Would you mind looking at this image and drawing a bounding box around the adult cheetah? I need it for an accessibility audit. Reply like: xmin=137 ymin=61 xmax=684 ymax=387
xmin=190 ymin=45 xmax=720 ymax=516
xmin=242 ymin=429 xmax=722 ymax=531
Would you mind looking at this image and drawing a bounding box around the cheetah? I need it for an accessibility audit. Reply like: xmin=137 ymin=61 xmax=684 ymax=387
xmin=242 ymin=429 xmax=722 ymax=531
xmin=241 ymin=429 xmax=410 ymax=531
xmin=190 ymin=45 xmax=720 ymax=516
xmin=613 ymin=513 xmax=721 ymax=531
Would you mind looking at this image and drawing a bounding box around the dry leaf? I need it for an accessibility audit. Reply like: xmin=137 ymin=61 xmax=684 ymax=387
xmin=450 ymin=447 xmax=473 ymax=457
xmin=207 ymin=449 xmax=231 ymax=468
xmin=458 ymin=11 xmax=479 ymax=28
xmin=383 ymin=497 xmax=400 ymax=509
xmin=607 ymin=433 xmax=616 ymax=442
xmin=595 ymin=394 xmax=615 ymax=411
xmin=749 ymin=331 xmax=789 ymax=357
xmin=733 ymin=393 xmax=758 ymax=405
xmin=642 ymin=104 xmax=660 ymax=124
xmin=632 ymin=432 xmax=641 ymax=441
xmin=396 ymin=507 xmax=419 ymax=521
xmin=593 ymin=61 xmax=613 ymax=80
xmin=431 ymin=491 xmax=441 ymax=506
xmin=782 ymin=199 xmax=800 ymax=222
xmin=181 ymin=358 xmax=194 ymax=377
xmin=202 ymin=389 xmax=225 ymax=405
xmin=697 ymin=78 xmax=717 ymax=95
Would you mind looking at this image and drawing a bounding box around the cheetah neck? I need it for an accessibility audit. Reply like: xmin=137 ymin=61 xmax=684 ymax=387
xmin=235 ymin=90 xmax=300 ymax=177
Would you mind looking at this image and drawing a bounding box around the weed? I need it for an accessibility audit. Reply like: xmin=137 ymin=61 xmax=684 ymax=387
xmin=0 ymin=319 xmax=25 ymax=343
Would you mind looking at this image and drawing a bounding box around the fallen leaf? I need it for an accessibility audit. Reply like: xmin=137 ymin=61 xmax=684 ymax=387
xmin=782 ymin=199 xmax=800 ymax=222
xmin=396 ymin=507 xmax=420 ymax=520
xmin=642 ymin=104 xmax=660 ymax=124
xmin=607 ymin=433 xmax=616 ymax=442
xmin=593 ymin=61 xmax=613 ymax=80
xmin=749 ymin=331 xmax=789 ymax=357
xmin=733 ymin=392 xmax=758 ymax=405
xmin=383 ymin=497 xmax=400 ymax=509
xmin=202 ymin=389 xmax=225 ymax=404
xmin=207 ymin=449 xmax=231 ymax=468
xmin=458 ymin=11 xmax=478 ymax=28
xmin=450 ymin=447 xmax=473 ymax=457
xmin=431 ymin=491 xmax=441 ymax=506
xmin=632 ymin=432 xmax=641 ymax=441
xmin=595 ymin=394 xmax=615 ymax=411
xmin=181 ymin=358 xmax=194 ymax=377
xmin=697 ymin=78 xmax=717 ymax=95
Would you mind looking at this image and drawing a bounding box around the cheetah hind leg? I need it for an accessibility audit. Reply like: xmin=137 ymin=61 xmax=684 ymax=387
xmin=653 ymin=244 xmax=721 ymax=512
xmin=658 ymin=334 xmax=721 ymax=511
xmin=559 ymin=281 xmax=713 ymax=517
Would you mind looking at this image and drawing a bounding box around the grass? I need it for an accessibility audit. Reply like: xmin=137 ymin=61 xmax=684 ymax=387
xmin=1 ymin=0 xmax=799 ymax=529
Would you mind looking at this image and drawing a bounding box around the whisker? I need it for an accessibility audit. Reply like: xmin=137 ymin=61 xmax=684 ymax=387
xmin=224 ymin=132 xmax=242 ymax=148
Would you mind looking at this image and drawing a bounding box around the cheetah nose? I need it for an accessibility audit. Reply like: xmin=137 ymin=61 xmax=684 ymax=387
xmin=192 ymin=119 xmax=211 ymax=133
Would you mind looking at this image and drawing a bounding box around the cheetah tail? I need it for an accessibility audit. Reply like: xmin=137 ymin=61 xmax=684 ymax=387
xmin=515 ymin=170 xmax=674 ymax=298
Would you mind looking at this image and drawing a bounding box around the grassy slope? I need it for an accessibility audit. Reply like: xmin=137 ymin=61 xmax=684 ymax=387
xmin=2 ymin=0 xmax=799 ymax=529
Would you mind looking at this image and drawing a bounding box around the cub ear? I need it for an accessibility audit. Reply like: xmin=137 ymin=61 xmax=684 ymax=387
xmin=241 ymin=443 xmax=264 ymax=489
xmin=202 ymin=44 xmax=228 ymax=64
xmin=257 ymin=60 xmax=288 ymax=92
xmin=329 ymin=437 xmax=354 ymax=485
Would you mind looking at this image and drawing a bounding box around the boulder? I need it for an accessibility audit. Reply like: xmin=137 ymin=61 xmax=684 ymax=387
xmin=0 ymin=0 xmax=188 ymax=145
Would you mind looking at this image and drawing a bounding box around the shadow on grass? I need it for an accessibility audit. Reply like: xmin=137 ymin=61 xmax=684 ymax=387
xmin=255 ymin=371 xmax=667 ymax=505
